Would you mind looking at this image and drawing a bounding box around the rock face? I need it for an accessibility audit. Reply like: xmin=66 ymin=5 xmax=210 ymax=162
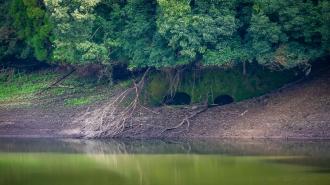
xmin=144 ymin=64 xmax=302 ymax=106
xmin=121 ymin=70 xmax=330 ymax=139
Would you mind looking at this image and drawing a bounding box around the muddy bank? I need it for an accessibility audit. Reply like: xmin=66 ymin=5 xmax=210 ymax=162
xmin=0 ymin=70 xmax=330 ymax=139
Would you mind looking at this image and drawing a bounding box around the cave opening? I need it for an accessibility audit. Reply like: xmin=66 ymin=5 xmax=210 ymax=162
xmin=163 ymin=92 xmax=191 ymax=105
xmin=213 ymin=95 xmax=234 ymax=106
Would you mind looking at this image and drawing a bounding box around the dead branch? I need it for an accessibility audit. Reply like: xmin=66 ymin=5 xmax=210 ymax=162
xmin=161 ymin=105 xmax=208 ymax=134
xmin=56 ymin=84 xmax=75 ymax=88
xmin=78 ymin=68 xmax=151 ymax=138
xmin=240 ymin=110 xmax=248 ymax=116
xmin=140 ymin=105 xmax=160 ymax=115
xmin=37 ymin=68 xmax=76 ymax=95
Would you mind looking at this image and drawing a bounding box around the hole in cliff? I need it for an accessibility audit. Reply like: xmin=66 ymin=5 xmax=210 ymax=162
xmin=112 ymin=63 xmax=132 ymax=82
xmin=163 ymin=92 xmax=191 ymax=105
xmin=214 ymin=95 xmax=234 ymax=106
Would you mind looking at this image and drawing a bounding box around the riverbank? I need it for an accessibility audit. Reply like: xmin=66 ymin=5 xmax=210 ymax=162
xmin=0 ymin=68 xmax=329 ymax=139
xmin=120 ymin=70 xmax=330 ymax=139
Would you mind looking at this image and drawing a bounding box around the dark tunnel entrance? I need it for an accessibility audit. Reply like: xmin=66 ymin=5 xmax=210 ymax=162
xmin=111 ymin=64 xmax=132 ymax=81
xmin=213 ymin=95 xmax=234 ymax=106
xmin=163 ymin=92 xmax=191 ymax=105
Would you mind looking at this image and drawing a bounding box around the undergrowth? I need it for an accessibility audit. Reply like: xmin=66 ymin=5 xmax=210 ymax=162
xmin=0 ymin=69 xmax=117 ymax=107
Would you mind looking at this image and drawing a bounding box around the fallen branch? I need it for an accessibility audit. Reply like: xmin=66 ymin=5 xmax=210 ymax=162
xmin=141 ymin=105 xmax=160 ymax=115
xmin=240 ymin=110 xmax=248 ymax=116
xmin=79 ymin=68 xmax=151 ymax=138
xmin=37 ymin=68 xmax=76 ymax=95
xmin=56 ymin=84 xmax=75 ymax=89
xmin=162 ymin=105 xmax=208 ymax=134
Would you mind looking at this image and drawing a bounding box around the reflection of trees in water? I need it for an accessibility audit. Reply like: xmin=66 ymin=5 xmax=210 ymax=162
xmin=81 ymin=140 xmax=128 ymax=154
xmin=60 ymin=139 xmax=330 ymax=158
xmin=68 ymin=139 xmax=191 ymax=154
xmin=165 ymin=139 xmax=192 ymax=153
xmin=1 ymin=138 xmax=330 ymax=177
xmin=268 ymin=157 xmax=330 ymax=172
xmin=1 ymin=138 xmax=330 ymax=157
xmin=83 ymin=140 xmax=127 ymax=171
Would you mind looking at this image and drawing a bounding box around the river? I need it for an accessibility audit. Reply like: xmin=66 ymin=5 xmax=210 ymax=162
xmin=0 ymin=138 xmax=329 ymax=185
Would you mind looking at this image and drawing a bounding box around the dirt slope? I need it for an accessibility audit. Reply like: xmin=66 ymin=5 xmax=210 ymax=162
xmin=121 ymin=71 xmax=330 ymax=139
xmin=0 ymin=70 xmax=329 ymax=139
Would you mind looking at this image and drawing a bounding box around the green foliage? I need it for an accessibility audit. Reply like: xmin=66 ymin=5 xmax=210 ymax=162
xmin=0 ymin=0 xmax=23 ymax=61
xmin=248 ymin=0 xmax=328 ymax=69
xmin=1 ymin=0 xmax=329 ymax=70
xmin=9 ymin=0 xmax=53 ymax=61
xmin=68 ymin=0 xmax=329 ymax=69
xmin=44 ymin=0 xmax=109 ymax=65
xmin=157 ymin=0 xmax=245 ymax=67
xmin=320 ymin=0 xmax=330 ymax=54
xmin=92 ymin=0 xmax=158 ymax=68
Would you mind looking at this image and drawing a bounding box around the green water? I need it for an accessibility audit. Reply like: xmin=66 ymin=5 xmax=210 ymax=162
xmin=0 ymin=139 xmax=329 ymax=185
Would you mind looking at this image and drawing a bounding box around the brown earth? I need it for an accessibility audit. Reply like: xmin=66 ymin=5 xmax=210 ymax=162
xmin=0 ymin=70 xmax=329 ymax=139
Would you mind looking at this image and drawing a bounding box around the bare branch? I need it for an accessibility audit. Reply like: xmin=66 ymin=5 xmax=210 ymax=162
xmin=161 ymin=106 xmax=208 ymax=134
xmin=77 ymin=68 xmax=151 ymax=138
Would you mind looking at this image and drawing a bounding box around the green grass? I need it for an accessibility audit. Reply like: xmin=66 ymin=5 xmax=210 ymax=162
xmin=117 ymin=79 xmax=133 ymax=88
xmin=64 ymin=96 xmax=102 ymax=106
xmin=0 ymin=70 xmax=59 ymax=103
xmin=0 ymin=69 xmax=113 ymax=107
xmin=64 ymin=97 xmax=93 ymax=106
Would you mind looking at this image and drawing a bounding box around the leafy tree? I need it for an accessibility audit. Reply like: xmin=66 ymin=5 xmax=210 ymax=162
xmin=93 ymin=0 xmax=158 ymax=68
xmin=45 ymin=0 xmax=108 ymax=65
xmin=156 ymin=0 xmax=243 ymax=67
xmin=6 ymin=0 xmax=328 ymax=70
xmin=0 ymin=0 xmax=32 ymax=61
xmin=9 ymin=0 xmax=53 ymax=61
xmin=0 ymin=0 xmax=16 ymax=61
xmin=320 ymin=0 xmax=330 ymax=54
xmin=247 ymin=0 xmax=328 ymax=69
xmin=115 ymin=0 xmax=157 ymax=69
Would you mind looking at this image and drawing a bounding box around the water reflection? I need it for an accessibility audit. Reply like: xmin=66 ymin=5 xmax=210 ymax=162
xmin=0 ymin=138 xmax=330 ymax=156
xmin=0 ymin=139 xmax=330 ymax=185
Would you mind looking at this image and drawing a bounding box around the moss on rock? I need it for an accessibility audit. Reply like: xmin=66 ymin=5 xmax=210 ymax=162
xmin=144 ymin=64 xmax=302 ymax=106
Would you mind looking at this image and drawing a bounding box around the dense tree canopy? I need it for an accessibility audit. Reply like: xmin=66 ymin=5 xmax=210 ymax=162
xmin=11 ymin=0 xmax=52 ymax=60
xmin=44 ymin=0 xmax=109 ymax=64
xmin=0 ymin=0 xmax=27 ymax=61
xmin=0 ymin=0 xmax=15 ymax=60
xmin=248 ymin=0 xmax=329 ymax=69
xmin=1 ymin=0 xmax=329 ymax=70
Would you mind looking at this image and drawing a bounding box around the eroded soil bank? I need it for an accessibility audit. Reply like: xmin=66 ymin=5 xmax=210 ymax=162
xmin=0 ymin=70 xmax=329 ymax=139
